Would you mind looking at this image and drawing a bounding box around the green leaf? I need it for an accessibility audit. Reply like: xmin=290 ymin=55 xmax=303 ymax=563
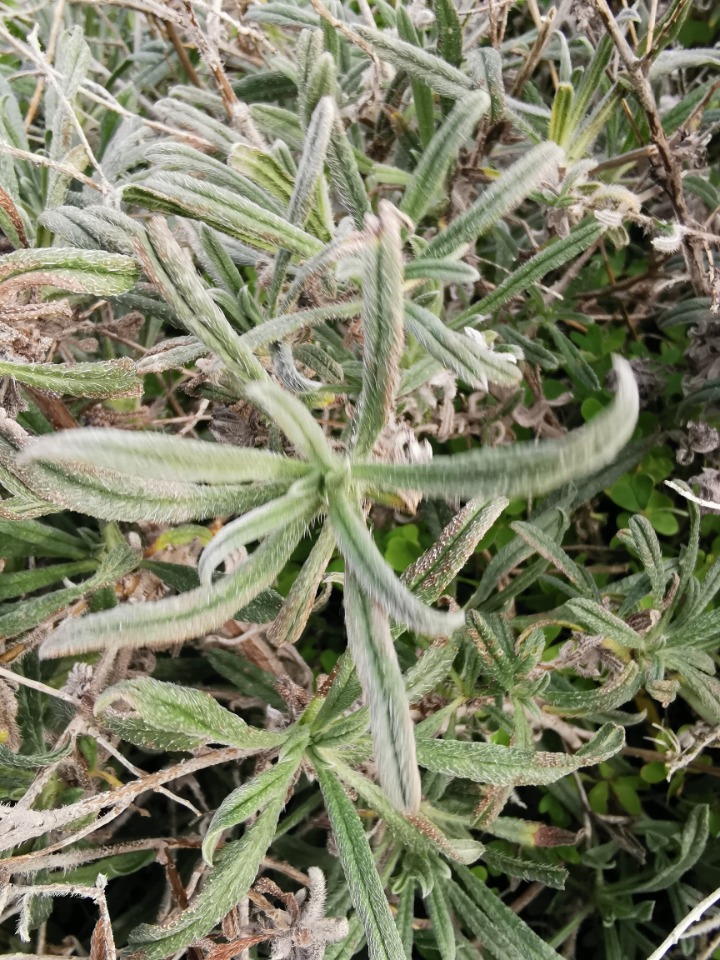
xmin=622 ymin=515 xmax=666 ymax=606
xmin=203 ymin=748 xmax=304 ymax=863
xmin=426 ymin=878 xmax=456 ymax=959
xmin=19 ymin=427 xmax=310 ymax=485
xmin=327 ymin=486 xmax=465 ymax=637
xmin=14 ymin=450 xmax=289 ymax=523
xmin=245 ymin=378 xmax=337 ymax=467
xmin=324 ymin=753 xmax=483 ymax=864
xmin=38 ymin=519 xmax=307 ymax=657
xmin=481 ymin=848 xmax=567 ymax=890
xmin=136 ymin=217 xmax=265 ymax=382
xmin=0 ymin=358 xmax=142 ymax=399
xmin=0 ymin=247 xmax=138 ymax=297
xmin=268 ymin=520 xmax=336 ymax=647
xmin=415 ymin=723 xmax=624 ymax=785
xmin=354 ymin=24 xmax=470 ymax=99
xmin=0 ymin=739 xmax=72 ymax=769
xmin=403 ymin=496 xmax=507 ymax=607
xmin=405 ymin=257 xmax=480 ymax=285
xmin=344 ymin=573 xmax=421 ymax=812
xmin=613 ymin=805 xmax=709 ymax=894
xmin=326 ymin=112 xmax=372 ymax=227
xmin=395 ymin=6 xmax=434 ymax=147
xmin=548 ymin=82 xmax=574 ymax=146
xmin=313 ymin=758 xmax=406 ymax=960
xmin=352 ymin=357 xmax=638 ymax=500
xmin=198 ymin=476 xmax=321 ymax=584
xmin=453 ymin=219 xmax=604 ymax=327
xmin=0 ymin=542 xmax=140 ymax=641
xmin=127 ymin=798 xmax=283 ymax=958
xmin=95 ymin=678 xmax=287 ymax=752
xmin=564 ymin=598 xmax=643 ymax=649
xmin=0 ymin=559 xmax=97 ymax=601
xmin=124 ymin=173 xmax=323 ymax=258
xmin=401 ymin=92 xmax=489 ymax=224
xmin=353 ymin=202 xmax=407 ymax=456
xmin=312 ymin=652 xmax=363 ymax=731
xmin=269 ymin=95 xmax=335 ymax=304
xmin=432 ymin=0 xmax=463 ymax=67
xmin=543 ymin=661 xmax=642 ymax=716
xmin=426 ymin=141 xmax=565 ymax=259
xmin=206 ymin=648 xmax=285 ymax=709
xmin=511 ymin=521 xmax=598 ymax=597
xmin=238 ymin=299 xmax=362 ymax=350
xmin=451 ymin=866 xmax=564 ymax=960
xmin=405 ymin=301 xmax=522 ymax=390
xmin=0 ymin=518 xmax=88 ymax=560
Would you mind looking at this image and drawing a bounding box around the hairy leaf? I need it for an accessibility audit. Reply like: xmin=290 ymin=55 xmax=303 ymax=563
xmin=344 ymin=574 xmax=421 ymax=812
xmin=352 ymin=357 xmax=638 ymax=499
xmin=313 ymin=758 xmax=406 ymax=960
xmin=39 ymin=519 xmax=307 ymax=657
xmin=415 ymin=723 xmax=624 ymax=785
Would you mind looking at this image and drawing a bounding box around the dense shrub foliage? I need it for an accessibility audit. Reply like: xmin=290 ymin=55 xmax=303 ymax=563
xmin=0 ymin=1 xmax=719 ymax=957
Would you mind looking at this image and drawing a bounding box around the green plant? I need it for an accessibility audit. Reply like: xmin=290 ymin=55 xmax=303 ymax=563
xmin=1 ymin=0 xmax=719 ymax=958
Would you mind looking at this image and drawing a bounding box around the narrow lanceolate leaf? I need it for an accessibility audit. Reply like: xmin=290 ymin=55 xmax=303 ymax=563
xmin=286 ymin=96 xmax=334 ymax=229
xmin=267 ymin=520 xmax=336 ymax=647
xmin=395 ymin=6 xmax=434 ymax=147
xmin=0 ymin=559 xmax=97 ymax=602
xmin=451 ymin=866 xmax=564 ymax=960
xmin=14 ymin=448 xmax=290 ymax=524
xmin=238 ymin=300 xmax=362 ymax=350
xmin=415 ymin=723 xmax=624 ymax=785
xmin=543 ymin=661 xmax=642 ymax=716
xmin=354 ymin=24 xmax=471 ymax=99
xmin=433 ymin=0 xmax=463 ymax=67
xmin=326 ymin=113 xmax=372 ymax=228
xmin=38 ymin=519 xmax=307 ymax=658
xmin=625 ymin=515 xmax=666 ymax=606
xmin=612 ymin=805 xmax=709 ymax=895
xmin=403 ymin=497 xmax=508 ymax=605
xmin=95 ymin=678 xmax=287 ymax=753
xmin=0 ymin=543 xmax=140 ymax=641
xmin=19 ymin=428 xmax=311 ymax=485
xmin=426 ymin=141 xmax=565 ymax=259
xmin=405 ymin=258 xmax=479 ymax=285
xmin=353 ymin=201 xmax=407 ymax=457
xmin=548 ymin=82 xmax=574 ymax=146
xmin=244 ymin=379 xmax=337 ymax=467
xmin=564 ymin=598 xmax=643 ymax=649
xmin=198 ymin=477 xmax=321 ymax=584
xmin=127 ymin=799 xmax=283 ymax=959
xmin=270 ymin=96 xmax=335 ymax=304
xmin=405 ymin=301 xmax=522 ymax=390
xmin=511 ymin=521 xmax=598 ymax=597
xmin=325 ymin=755 xmax=483 ymax=865
xmin=0 ymin=248 xmax=138 ymax=296
xmin=351 ymin=357 xmax=638 ymax=500
xmin=344 ymin=574 xmax=421 ymax=813
xmin=327 ymin=487 xmax=465 ymax=637
xmin=137 ymin=218 xmax=264 ymax=382
xmin=0 ymin=358 xmax=142 ymax=399
xmin=401 ymin=92 xmax=489 ymax=224
xmin=426 ymin=881 xmax=456 ymax=960
xmin=313 ymin=759 xmax=406 ymax=960
xmin=124 ymin=173 xmax=323 ymax=258
xmin=202 ymin=750 xmax=304 ymax=863
xmin=0 ymin=739 xmax=73 ymax=769
xmin=452 ymin=219 xmax=605 ymax=327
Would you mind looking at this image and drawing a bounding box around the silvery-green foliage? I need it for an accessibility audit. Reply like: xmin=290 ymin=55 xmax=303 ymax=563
xmin=2 ymin=1 xmax=698 ymax=957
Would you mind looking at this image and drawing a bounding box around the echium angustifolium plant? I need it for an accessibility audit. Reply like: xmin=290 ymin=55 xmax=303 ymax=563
xmin=0 ymin=0 xmax=719 ymax=957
